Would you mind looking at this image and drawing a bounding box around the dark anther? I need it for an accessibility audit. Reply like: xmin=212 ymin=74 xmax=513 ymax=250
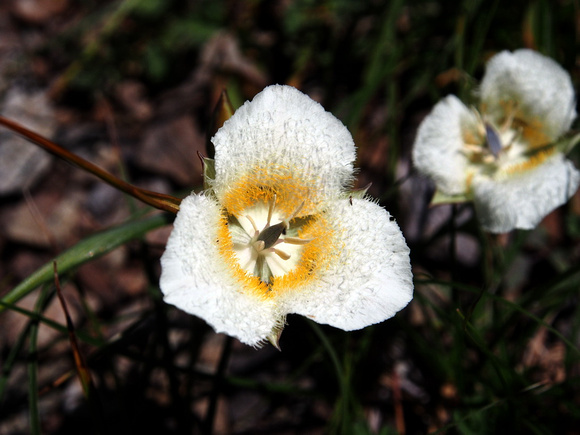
xmin=485 ymin=123 xmax=502 ymax=157
xmin=257 ymin=222 xmax=287 ymax=249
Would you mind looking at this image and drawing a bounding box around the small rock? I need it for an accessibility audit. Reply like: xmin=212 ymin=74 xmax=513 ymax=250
xmin=114 ymin=80 xmax=153 ymax=121
xmin=145 ymin=225 xmax=172 ymax=247
xmin=85 ymin=181 xmax=126 ymax=223
xmin=137 ymin=115 xmax=204 ymax=186
xmin=11 ymin=0 xmax=69 ymax=24
xmin=0 ymin=89 xmax=56 ymax=195
xmin=0 ymin=189 xmax=84 ymax=247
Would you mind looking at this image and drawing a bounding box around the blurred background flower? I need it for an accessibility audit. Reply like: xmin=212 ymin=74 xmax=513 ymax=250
xmin=413 ymin=49 xmax=579 ymax=233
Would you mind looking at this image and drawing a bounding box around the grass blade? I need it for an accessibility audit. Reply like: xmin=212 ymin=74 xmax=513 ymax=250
xmin=28 ymin=286 xmax=53 ymax=434
xmin=53 ymin=263 xmax=107 ymax=433
xmin=0 ymin=213 xmax=170 ymax=312
xmin=53 ymin=263 xmax=93 ymax=396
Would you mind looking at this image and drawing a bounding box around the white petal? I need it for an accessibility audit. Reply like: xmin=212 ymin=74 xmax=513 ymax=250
xmin=472 ymin=154 xmax=580 ymax=233
xmin=412 ymin=95 xmax=476 ymax=195
xmin=160 ymin=194 xmax=279 ymax=346
xmin=211 ymin=85 xmax=356 ymax=210
xmin=282 ymin=198 xmax=413 ymax=330
xmin=481 ymin=49 xmax=576 ymax=140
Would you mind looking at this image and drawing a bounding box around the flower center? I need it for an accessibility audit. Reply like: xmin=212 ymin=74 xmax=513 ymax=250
xmin=229 ymin=195 xmax=312 ymax=284
xmin=461 ymin=103 xmax=554 ymax=177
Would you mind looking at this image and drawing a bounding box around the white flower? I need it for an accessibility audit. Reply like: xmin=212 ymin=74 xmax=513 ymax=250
xmin=160 ymin=85 xmax=413 ymax=347
xmin=413 ymin=49 xmax=580 ymax=233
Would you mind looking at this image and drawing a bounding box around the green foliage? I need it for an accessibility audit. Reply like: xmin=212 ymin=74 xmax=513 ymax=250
xmin=44 ymin=0 xmax=224 ymax=94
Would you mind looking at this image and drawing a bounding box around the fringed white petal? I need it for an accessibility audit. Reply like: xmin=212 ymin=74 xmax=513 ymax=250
xmin=160 ymin=194 xmax=279 ymax=346
xmin=413 ymin=95 xmax=476 ymax=195
xmin=211 ymin=85 xmax=356 ymax=208
xmin=481 ymin=49 xmax=576 ymax=140
xmin=283 ymin=198 xmax=413 ymax=330
xmin=472 ymin=155 xmax=580 ymax=233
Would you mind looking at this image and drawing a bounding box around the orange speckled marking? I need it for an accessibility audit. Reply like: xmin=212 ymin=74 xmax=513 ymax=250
xmin=271 ymin=213 xmax=338 ymax=295
xmin=494 ymin=100 xmax=550 ymax=149
xmin=221 ymin=165 xmax=315 ymax=217
xmin=462 ymin=128 xmax=481 ymax=147
xmin=517 ymin=118 xmax=551 ymax=149
xmin=503 ymin=147 xmax=556 ymax=175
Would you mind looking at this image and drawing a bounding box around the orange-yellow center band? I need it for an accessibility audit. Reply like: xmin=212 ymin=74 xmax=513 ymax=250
xmin=216 ymin=170 xmax=338 ymax=298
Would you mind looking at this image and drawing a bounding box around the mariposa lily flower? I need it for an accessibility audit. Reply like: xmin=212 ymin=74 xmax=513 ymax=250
xmin=160 ymin=85 xmax=413 ymax=347
xmin=413 ymin=49 xmax=580 ymax=233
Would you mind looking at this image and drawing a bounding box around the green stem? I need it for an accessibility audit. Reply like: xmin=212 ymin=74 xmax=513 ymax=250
xmin=308 ymin=322 xmax=350 ymax=433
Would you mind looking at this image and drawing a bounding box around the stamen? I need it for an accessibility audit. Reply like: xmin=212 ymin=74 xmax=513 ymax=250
xmin=266 ymin=194 xmax=276 ymax=227
xmin=473 ymin=109 xmax=487 ymax=137
xmin=232 ymin=196 xmax=315 ymax=284
xmin=510 ymin=125 xmax=523 ymax=147
xmin=281 ymin=201 xmax=306 ymax=229
xmin=289 ymin=201 xmax=305 ymax=220
xmin=283 ymin=236 xmax=313 ymax=245
xmin=272 ymin=248 xmax=291 ymax=260
xmin=246 ymin=215 xmax=259 ymax=234
xmin=463 ymin=144 xmax=485 ymax=153
xmin=482 ymin=155 xmax=496 ymax=164
xmin=500 ymin=102 xmax=517 ymax=132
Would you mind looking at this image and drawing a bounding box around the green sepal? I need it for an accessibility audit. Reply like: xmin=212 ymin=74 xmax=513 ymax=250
xmin=431 ymin=189 xmax=470 ymax=206
xmin=203 ymin=157 xmax=216 ymax=191
xmin=553 ymin=131 xmax=580 ymax=155
xmin=206 ymin=90 xmax=236 ymax=158
xmin=266 ymin=324 xmax=284 ymax=350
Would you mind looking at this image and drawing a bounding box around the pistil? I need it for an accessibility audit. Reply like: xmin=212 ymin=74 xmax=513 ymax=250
xmin=232 ymin=195 xmax=313 ymax=283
